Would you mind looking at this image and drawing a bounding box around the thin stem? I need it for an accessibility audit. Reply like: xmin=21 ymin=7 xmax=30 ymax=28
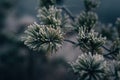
xmin=103 ymin=48 xmax=119 ymax=60
xmin=102 ymin=46 xmax=111 ymax=52
xmin=64 ymin=39 xmax=77 ymax=45
xmin=57 ymin=6 xmax=75 ymax=21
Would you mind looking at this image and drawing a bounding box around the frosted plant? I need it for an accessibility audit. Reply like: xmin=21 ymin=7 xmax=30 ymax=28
xmin=84 ymin=0 xmax=100 ymax=11
xmin=75 ymin=11 xmax=98 ymax=32
xmin=77 ymin=27 xmax=106 ymax=54
xmin=37 ymin=6 xmax=70 ymax=29
xmin=21 ymin=0 xmax=120 ymax=79
xmin=22 ymin=22 xmax=64 ymax=54
xmin=71 ymin=53 xmax=106 ymax=80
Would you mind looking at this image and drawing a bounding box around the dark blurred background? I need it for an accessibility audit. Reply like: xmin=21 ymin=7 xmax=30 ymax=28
xmin=0 ymin=0 xmax=120 ymax=80
xmin=15 ymin=0 xmax=120 ymax=24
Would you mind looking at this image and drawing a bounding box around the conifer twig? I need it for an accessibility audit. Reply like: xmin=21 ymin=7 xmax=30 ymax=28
xmin=102 ymin=46 xmax=111 ymax=52
xmin=64 ymin=39 xmax=77 ymax=45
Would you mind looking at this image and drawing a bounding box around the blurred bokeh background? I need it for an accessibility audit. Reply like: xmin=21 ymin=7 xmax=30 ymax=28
xmin=0 ymin=0 xmax=120 ymax=80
